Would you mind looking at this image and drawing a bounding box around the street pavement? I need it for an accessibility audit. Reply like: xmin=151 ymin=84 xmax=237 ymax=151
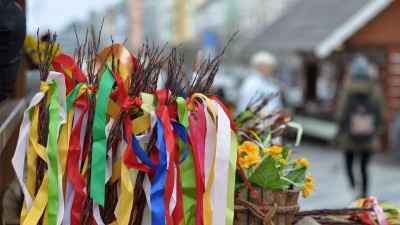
xmin=295 ymin=139 xmax=400 ymax=211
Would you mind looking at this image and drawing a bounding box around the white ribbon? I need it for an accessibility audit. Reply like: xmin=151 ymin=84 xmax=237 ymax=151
xmin=211 ymin=101 xmax=231 ymax=225
xmin=141 ymin=174 xmax=152 ymax=225
xmin=204 ymin=103 xmax=216 ymax=189
xmin=12 ymin=72 xmax=66 ymax=223
xmin=93 ymin=201 xmax=105 ymax=225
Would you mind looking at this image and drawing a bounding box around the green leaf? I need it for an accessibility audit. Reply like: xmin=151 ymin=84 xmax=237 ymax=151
xmin=248 ymin=156 xmax=282 ymax=190
xmin=236 ymin=169 xmax=244 ymax=183
xmin=235 ymin=183 xmax=247 ymax=190
xmin=235 ymin=111 xmax=255 ymax=125
xmin=237 ymin=135 xmax=244 ymax=144
xmin=282 ymin=167 xmax=306 ymax=189
xmin=282 ymin=145 xmax=291 ymax=160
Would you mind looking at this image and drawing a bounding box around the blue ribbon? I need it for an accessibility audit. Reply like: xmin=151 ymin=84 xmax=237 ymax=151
xmin=123 ymin=131 xmax=157 ymax=170
xmin=150 ymin=117 xmax=168 ymax=225
xmin=171 ymin=121 xmax=189 ymax=164
xmin=121 ymin=119 xmax=188 ymax=225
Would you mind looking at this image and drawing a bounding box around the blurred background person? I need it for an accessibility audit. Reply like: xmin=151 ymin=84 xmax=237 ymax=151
xmin=0 ymin=0 xmax=26 ymax=102
xmin=236 ymin=51 xmax=283 ymax=115
xmin=335 ymin=54 xmax=386 ymax=198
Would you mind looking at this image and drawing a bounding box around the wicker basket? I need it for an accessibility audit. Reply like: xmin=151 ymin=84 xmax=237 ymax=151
xmin=234 ymin=188 xmax=300 ymax=225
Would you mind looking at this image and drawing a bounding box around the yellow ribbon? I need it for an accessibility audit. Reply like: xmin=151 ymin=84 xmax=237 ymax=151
xmin=58 ymin=104 xmax=74 ymax=194
xmin=21 ymin=105 xmax=41 ymax=223
xmin=132 ymin=113 xmax=151 ymax=135
xmin=108 ymin=98 xmax=120 ymax=119
xmin=119 ymin=151 xmax=133 ymax=224
xmin=40 ymin=81 xmax=50 ymax=94
xmin=96 ymin=44 xmax=133 ymax=93
xmin=22 ymin=173 xmax=49 ymax=225
xmin=22 ymin=103 xmax=50 ymax=224
xmin=110 ymin=157 xmax=122 ymax=184
xmin=189 ymin=93 xmax=217 ymax=121
xmin=26 ymin=106 xmax=39 ymax=198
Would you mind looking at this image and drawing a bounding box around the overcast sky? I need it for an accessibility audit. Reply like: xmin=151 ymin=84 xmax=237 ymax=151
xmin=26 ymin=0 xmax=123 ymax=34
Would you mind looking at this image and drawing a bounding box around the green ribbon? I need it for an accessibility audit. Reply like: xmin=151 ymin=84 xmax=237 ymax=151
xmin=262 ymin=127 xmax=272 ymax=146
xmin=66 ymin=82 xmax=85 ymax=112
xmin=176 ymin=97 xmax=197 ymax=225
xmin=47 ymin=80 xmax=60 ymax=225
xmin=90 ymin=69 xmax=115 ymax=206
xmin=235 ymin=111 xmax=254 ymax=126
xmin=226 ymin=131 xmax=238 ymax=225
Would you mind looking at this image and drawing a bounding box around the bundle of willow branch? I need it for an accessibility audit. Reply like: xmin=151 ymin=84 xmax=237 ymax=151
xmin=35 ymin=30 xmax=60 ymax=225
xmin=26 ymin=23 xmax=237 ymax=224
xmin=235 ymin=93 xmax=292 ymax=142
xmin=79 ymin=23 xmax=109 ymax=225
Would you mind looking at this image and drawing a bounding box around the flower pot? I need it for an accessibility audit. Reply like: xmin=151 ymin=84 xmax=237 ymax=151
xmin=234 ymin=188 xmax=300 ymax=225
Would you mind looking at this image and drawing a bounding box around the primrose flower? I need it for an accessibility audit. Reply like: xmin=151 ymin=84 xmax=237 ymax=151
xmin=300 ymin=158 xmax=309 ymax=168
xmin=269 ymin=145 xmax=283 ymax=155
xmin=239 ymin=154 xmax=261 ymax=168
xmin=306 ymin=173 xmax=313 ymax=183
xmin=238 ymin=141 xmax=260 ymax=156
xmin=295 ymin=158 xmax=309 ymax=168
xmin=302 ymin=180 xmax=316 ymax=198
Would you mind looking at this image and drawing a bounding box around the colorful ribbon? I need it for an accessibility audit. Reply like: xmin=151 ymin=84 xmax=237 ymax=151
xmin=14 ymin=45 xmax=240 ymax=225
xmin=90 ymin=69 xmax=115 ymax=206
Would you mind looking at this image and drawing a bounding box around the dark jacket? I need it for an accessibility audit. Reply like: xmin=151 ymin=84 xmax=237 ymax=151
xmin=0 ymin=0 xmax=26 ymax=65
xmin=335 ymin=77 xmax=387 ymax=152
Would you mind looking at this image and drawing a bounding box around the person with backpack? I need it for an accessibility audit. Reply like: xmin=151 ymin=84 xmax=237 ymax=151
xmin=0 ymin=0 xmax=26 ymax=102
xmin=335 ymin=54 xmax=386 ymax=198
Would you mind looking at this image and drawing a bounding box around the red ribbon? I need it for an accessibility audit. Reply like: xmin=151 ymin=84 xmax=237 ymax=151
xmin=52 ymin=54 xmax=87 ymax=92
xmin=122 ymin=115 xmax=152 ymax=172
xmin=187 ymin=136 xmax=204 ymax=225
xmin=121 ymin=95 xmax=143 ymax=111
xmin=67 ymin=94 xmax=89 ymax=225
xmin=187 ymin=100 xmax=207 ymax=225
xmin=154 ymin=91 xmax=175 ymax=225
xmin=172 ymin=130 xmax=185 ymax=224
xmin=109 ymin=70 xmax=125 ymax=102
xmin=210 ymin=96 xmax=236 ymax=132
xmin=89 ymin=85 xmax=98 ymax=93
xmin=53 ymin=54 xmax=91 ymax=224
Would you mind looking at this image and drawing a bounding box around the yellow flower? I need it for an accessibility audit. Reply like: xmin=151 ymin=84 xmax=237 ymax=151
xmin=295 ymin=157 xmax=309 ymax=168
xmin=238 ymin=141 xmax=260 ymax=155
xmin=302 ymin=181 xmax=315 ymax=198
xmin=306 ymin=181 xmax=315 ymax=191
xmin=300 ymin=158 xmax=309 ymax=168
xmin=302 ymin=189 xmax=309 ymax=198
xmin=269 ymin=145 xmax=283 ymax=155
xmin=279 ymin=158 xmax=286 ymax=165
xmin=239 ymin=154 xmax=261 ymax=168
xmin=306 ymin=173 xmax=313 ymax=183
xmin=23 ymin=35 xmax=62 ymax=67
xmin=263 ymin=148 xmax=270 ymax=155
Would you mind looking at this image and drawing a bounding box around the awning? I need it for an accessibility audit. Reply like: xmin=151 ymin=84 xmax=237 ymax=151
xmin=240 ymin=0 xmax=392 ymax=58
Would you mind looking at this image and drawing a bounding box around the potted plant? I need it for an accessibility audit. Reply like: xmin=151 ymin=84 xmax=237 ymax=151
xmin=233 ymin=96 xmax=315 ymax=225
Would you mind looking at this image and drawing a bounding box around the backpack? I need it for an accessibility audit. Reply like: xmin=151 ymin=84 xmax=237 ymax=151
xmin=344 ymin=93 xmax=378 ymax=141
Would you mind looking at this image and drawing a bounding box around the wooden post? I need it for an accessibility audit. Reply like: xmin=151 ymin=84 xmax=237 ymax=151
xmin=12 ymin=0 xmax=27 ymax=99
xmin=12 ymin=58 xmax=27 ymax=98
